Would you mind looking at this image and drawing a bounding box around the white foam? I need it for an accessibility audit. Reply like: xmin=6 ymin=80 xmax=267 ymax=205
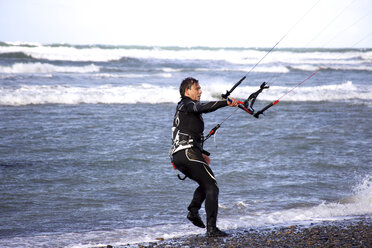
xmin=1 ymin=44 xmax=370 ymax=67
xmin=291 ymin=64 xmax=372 ymax=71
xmin=0 ymin=84 xmax=180 ymax=106
xmin=0 ymin=223 xmax=203 ymax=248
xmin=195 ymin=65 xmax=289 ymax=74
xmin=218 ymin=175 xmax=372 ymax=230
xmin=0 ymin=62 xmax=99 ymax=74
xmin=0 ymin=44 xmax=263 ymax=63
xmin=1 ymin=81 xmax=371 ymax=106
xmin=0 ymin=45 xmax=124 ymax=62
xmin=94 ymin=72 xmax=172 ymax=78
xmin=204 ymin=81 xmax=372 ymax=104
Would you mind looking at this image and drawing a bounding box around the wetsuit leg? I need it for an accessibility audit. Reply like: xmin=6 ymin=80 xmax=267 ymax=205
xmin=172 ymin=148 xmax=219 ymax=227
xmin=188 ymin=186 xmax=205 ymax=214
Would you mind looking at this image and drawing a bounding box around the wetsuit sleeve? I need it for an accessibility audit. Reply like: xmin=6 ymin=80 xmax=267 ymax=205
xmin=185 ymin=100 xmax=228 ymax=114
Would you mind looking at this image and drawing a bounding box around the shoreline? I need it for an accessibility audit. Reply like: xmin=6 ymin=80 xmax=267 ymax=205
xmin=123 ymin=217 xmax=371 ymax=248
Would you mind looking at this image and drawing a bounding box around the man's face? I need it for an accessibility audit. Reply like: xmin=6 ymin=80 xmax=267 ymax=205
xmin=185 ymin=83 xmax=202 ymax=101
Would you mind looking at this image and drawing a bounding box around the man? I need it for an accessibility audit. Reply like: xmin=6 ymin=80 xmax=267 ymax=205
xmin=169 ymin=77 xmax=238 ymax=237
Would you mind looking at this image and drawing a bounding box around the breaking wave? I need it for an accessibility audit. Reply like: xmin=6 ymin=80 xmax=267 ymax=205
xmin=0 ymin=62 xmax=99 ymax=74
xmin=0 ymin=84 xmax=179 ymax=105
xmin=218 ymin=175 xmax=372 ymax=231
xmin=0 ymin=81 xmax=371 ymax=106
xmin=1 ymin=42 xmax=371 ymax=71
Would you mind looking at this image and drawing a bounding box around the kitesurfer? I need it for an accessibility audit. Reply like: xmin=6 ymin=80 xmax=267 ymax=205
xmin=169 ymin=77 xmax=238 ymax=237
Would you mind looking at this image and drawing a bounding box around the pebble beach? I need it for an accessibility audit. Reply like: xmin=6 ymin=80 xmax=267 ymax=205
xmin=129 ymin=218 xmax=371 ymax=248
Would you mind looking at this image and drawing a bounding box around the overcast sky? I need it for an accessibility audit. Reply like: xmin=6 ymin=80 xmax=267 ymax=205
xmin=0 ymin=0 xmax=371 ymax=48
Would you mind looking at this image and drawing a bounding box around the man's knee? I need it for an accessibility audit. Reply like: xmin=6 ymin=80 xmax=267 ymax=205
xmin=205 ymin=183 xmax=219 ymax=197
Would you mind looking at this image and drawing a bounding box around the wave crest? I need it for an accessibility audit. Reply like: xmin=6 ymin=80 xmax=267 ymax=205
xmin=0 ymin=63 xmax=99 ymax=74
xmin=0 ymin=81 xmax=371 ymax=106
xmin=0 ymin=84 xmax=179 ymax=106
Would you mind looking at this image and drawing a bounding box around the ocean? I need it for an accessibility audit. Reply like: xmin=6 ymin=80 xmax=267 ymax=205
xmin=0 ymin=42 xmax=371 ymax=247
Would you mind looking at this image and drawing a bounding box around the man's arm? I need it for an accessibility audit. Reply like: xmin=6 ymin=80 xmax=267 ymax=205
xmin=185 ymin=98 xmax=237 ymax=114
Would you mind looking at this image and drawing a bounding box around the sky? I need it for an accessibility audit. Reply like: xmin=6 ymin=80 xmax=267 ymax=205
xmin=0 ymin=0 xmax=371 ymax=48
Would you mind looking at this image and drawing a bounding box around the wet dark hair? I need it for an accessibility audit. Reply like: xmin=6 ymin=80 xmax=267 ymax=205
xmin=179 ymin=77 xmax=198 ymax=98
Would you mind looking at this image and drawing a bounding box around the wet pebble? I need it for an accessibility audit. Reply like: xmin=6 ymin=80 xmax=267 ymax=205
xmin=135 ymin=219 xmax=371 ymax=248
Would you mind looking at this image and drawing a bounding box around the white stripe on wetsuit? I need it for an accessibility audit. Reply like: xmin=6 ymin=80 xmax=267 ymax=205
xmin=185 ymin=149 xmax=216 ymax=181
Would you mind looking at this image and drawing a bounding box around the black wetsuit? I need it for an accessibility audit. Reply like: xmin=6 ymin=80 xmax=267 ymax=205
xmin=170 ymin=96 xmax=227 ymax=229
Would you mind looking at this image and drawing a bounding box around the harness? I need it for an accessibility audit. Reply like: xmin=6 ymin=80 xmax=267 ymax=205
xmin=169 ymin=129 xmax=193 ymax=181
xmin=169 ymin=128 xmax=193 ymax=156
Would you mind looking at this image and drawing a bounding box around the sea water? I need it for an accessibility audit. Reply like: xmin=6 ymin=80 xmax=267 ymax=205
xmin=0 ymin=42 xmax=371 ymax=247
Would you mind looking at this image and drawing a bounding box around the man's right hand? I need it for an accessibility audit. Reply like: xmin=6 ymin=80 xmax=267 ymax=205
xmin=227 ymin=98 xmax=239 ymax=107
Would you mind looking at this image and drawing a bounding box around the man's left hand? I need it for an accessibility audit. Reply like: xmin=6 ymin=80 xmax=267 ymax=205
xmin=202 ymin=154 xmax=211 ymax=165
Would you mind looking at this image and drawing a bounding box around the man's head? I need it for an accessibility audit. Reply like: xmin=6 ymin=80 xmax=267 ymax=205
xmin=179 ymin=77 xmax=202 ymax=101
